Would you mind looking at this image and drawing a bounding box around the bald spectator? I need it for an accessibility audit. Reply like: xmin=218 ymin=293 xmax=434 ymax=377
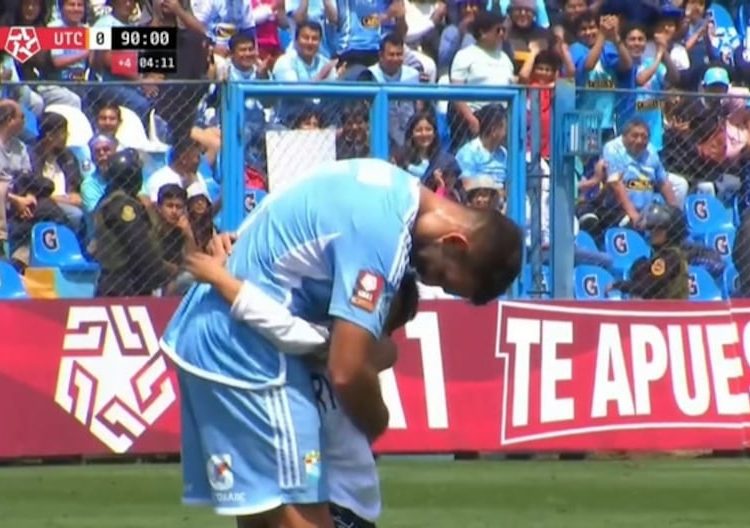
xmin=0 ymin=100 xmax=34 ymax=257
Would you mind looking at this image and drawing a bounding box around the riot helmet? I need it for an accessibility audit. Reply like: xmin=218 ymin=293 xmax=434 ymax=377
xmin=104 ymin=148 xmax=143 ymax=196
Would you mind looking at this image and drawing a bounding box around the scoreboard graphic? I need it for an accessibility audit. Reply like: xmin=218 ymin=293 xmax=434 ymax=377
xmin=0 ymin=26 xmax=177 ymax=75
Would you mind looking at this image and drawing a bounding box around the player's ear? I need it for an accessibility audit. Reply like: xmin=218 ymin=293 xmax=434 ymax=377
xmin=439 ymin=233 xmax=469 ymax=251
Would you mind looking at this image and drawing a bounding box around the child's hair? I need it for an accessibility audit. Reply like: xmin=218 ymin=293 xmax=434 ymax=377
xmin=157 ymin=183 xmax=187 ymax=205
xmin=292 ymin=105 xmax=324 ymax=129
xmin=533 ymin=50 xmax=561 ymax=72
xmin=341 ymin=101 xmax=369 ymax=124
xmin=475 ymin=104 xmax=507 ymax=137
xmin=574 ymin=12 xmax=597 ymax=33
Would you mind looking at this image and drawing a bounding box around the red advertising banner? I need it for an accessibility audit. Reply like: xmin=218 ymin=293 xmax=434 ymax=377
xmin=1 ymin=299 xmax=750 ymax=459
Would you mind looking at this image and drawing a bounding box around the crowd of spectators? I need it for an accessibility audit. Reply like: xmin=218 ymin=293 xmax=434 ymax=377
xmin=1 ymin=0 xmax=750 ymax=298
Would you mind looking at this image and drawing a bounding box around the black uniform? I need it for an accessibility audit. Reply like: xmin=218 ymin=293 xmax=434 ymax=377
xmin=612 ymin=203 xmax=689 ymax=300
xmin=92 ymin=149 xmax=172 ymax=297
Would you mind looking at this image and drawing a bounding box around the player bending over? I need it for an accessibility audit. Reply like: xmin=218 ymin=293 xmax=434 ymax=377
xmin=185 ymin=244 xmax=419 ymax=527
xmin=160 ymin=158 xmax=522 ymax=528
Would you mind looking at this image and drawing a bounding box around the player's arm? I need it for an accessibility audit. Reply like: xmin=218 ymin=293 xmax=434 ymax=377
xmin=185 ymin=252 xmax=328 ymax=355
xmin=328 ymin=319 xmax=390 ymax=441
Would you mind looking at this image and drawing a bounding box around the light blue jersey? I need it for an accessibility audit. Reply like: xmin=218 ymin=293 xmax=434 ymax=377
xmin=162 ymin=158 xmax=419 ymax=389
xmin=162 ymin=159 xmax=418 ymax=514
xmin=335 ymin=0 xmax=393 ymax=55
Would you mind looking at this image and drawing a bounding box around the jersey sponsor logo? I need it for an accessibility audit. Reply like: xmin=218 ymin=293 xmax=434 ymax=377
xmin=360 ymin=14 xmax=381 ymax=28
xmin=351 ymin=271 xmax=384 ymax=312
xmin=207 ymin=454 xmax=234 ymax=492
xmin=53 ymin=306 xmax=177 ymax=453
xmin=688 ymin=273 xmax=698 ymax=296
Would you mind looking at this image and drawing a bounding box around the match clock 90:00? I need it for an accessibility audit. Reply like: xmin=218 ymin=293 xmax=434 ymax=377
xmin=137 ymin=51 xmax=177 ymax=74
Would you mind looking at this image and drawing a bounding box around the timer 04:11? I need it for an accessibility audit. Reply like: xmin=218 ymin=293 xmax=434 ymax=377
xmin=137 ymin=51 xmax=177 ymax=74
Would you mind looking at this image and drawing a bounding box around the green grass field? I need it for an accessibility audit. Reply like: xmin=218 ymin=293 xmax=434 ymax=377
xmin=0 ymin=458 xmax=748 ymax=527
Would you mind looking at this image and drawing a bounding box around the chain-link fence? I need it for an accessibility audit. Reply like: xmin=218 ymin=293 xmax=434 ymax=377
xmin=233 ymin=82 xmax=529 ymax=298
xmin=0 ymin=80 xmax=219 ymax=298
xmin=570 ymin=87 xmax=748 ymax=302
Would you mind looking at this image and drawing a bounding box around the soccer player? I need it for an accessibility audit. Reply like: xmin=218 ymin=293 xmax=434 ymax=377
xmin=160 ymin=158 xmax=522 ymax=528
xmin=184 ymin=245 xmax=420 ymax=527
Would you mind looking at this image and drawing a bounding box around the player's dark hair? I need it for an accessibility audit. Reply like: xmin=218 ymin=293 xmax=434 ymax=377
xmin=295 ymin=20 xmax=323 ymax=40
xmin=157 ymin=183 xmax=187 ymax=205
xmin=38 ymin=112 xmax=67 ymax=139
xmin=471 ymin=11 xmax=505 ymax=40
xmin=467 ymin=208 xmax=523 ymax=304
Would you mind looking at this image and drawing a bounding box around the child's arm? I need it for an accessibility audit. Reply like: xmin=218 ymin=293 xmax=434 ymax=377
xmin=185 ymin=252 xmax=328 ymax=355
xmin=518 ymin=42 xmax=541 ymax=84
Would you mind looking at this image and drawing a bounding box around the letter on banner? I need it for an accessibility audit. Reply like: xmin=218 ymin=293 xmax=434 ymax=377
xmin=591 ymin=323 xmax=635 ymax=418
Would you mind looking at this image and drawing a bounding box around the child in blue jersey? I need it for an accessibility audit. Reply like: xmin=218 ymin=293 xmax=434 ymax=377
xmin=160 ymin=158 xmax=522 ymax=528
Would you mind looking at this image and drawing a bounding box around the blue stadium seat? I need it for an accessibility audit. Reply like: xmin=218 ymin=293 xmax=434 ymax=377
xmin=30 ymin=222 xmax=100 ymax=273
xmin=688 ymin=265 xmax=723 ymax=301
xmin=0 ymin=260 xmax=28 ymax=299
xmin=244 ymin=189 xmax=268 ymax=215
xmin=704 ymin=229 xmax=736 ymax=263
xmin=575 ymin=230 xmax=598 ymax=252
xmin=603 ymin=228 xmax=651 ymax=279
xmin=722 ymin=263 xmax=740 ymax=299
xmin=574 ymin=265 xmax=620 ymax=300
xmin=684 ymin=194 xmax=733 ymax=238
xmin=521 ymin=264 xmax=551 ymax=299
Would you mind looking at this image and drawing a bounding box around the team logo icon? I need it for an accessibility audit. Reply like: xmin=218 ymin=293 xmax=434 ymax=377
xmin=207 ymin=454 xmax=234 ymax=492
xmin=583 ymin=275 xmax=599 ymax=296
xmin=714 ymin=234 xmax=729 ymax=255
xmin=613 ymin=232 xmax=628 ymax=254
xmin=304 ymin=451 xmax=321 ymax=483
xmin=54 ymin=306 xmax=176 ymax=453
xmin=42 ymin=227 xmax=59 ymax=251
xmin=3 ymin=26 xmax=41 ymax=63
xmin=693 ymin=199 xmax=708 ymax=221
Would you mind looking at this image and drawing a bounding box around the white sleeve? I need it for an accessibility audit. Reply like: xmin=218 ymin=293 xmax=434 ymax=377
xmin=404 ymin=1 xmax=434 ymax=42
xmin=229 ymin=281 xmax=330 ymax=355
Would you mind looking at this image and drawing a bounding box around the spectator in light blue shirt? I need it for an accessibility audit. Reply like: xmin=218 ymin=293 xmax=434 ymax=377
xmin=286 ymin=0 xmax=337 ymax=57
xmin=567 ymin=12 xmax=633 ymax=137
xmin=192 ymin=0 xmax=256 ymax=55
xmin=272 ymin=21 xmax=338 ymax=126
xmin=48 ymin=0 xmax=89 ymax=83
xmin=599 ymin=119 xmax=678 ymax=230
xmin=368 ymin=33 xmax=421 ymax=146
xmin=456 ymin=104 xmax=508 ymax=199
xmin=81 ymin=134 xmax=118 ymax=239
xmin=219 ymin=31 xmax=269 ymax=163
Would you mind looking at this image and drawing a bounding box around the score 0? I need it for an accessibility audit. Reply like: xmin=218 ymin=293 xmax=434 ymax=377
xmin=88 ymin=27 xmax=112 ymax=50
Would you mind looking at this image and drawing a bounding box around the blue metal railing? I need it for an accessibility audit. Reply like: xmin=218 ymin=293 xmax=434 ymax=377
xmin=221 ymin=82 xmax=530 ymax=299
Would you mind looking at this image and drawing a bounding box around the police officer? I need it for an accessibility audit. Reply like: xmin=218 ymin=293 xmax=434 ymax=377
xmin=92 ymin=148 xmax=172 ymax=296
xmin=608 ymin=203 xmax=689 ymax=299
